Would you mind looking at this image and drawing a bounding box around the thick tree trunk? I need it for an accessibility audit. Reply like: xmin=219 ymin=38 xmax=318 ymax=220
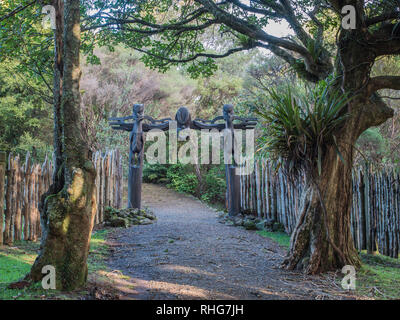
xmin=29 ymin=0 xmax=97 ymax=291
xmin=282 ymin=131 xmax=360 ymax=273
xmin=282 ymin=18 xmax=395 ymax=274
xmin=283 ymin=97 xmax=393 ymax=273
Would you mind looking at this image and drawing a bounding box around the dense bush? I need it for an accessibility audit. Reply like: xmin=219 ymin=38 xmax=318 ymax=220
xmin=143 ymin=163 xmax=169 ymax=184
xmin=143 ymin=162 xmax=226 ymax=205
xmin=200 ymin=165 xmax=226 ymax=203
xmin=167 ymin=164 xmax=199 ymax=195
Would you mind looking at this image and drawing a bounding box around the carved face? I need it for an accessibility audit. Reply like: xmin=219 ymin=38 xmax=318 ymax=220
xmin=133 ymin=104 xmax=144 ymax=119
xmin=223 ymin=104 xmax=234 ymax=122
xmin=175 ymin=106 xmax=191 ymax=129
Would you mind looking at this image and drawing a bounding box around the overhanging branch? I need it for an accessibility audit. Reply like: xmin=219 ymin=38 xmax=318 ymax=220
xmin=129 ymin=43 xmax=257 ymax=65
xmin=366 ymin=11 xmax=400 ymax=26
xmin=368 ymin=76 xmax=400 ymax=94
xmin=0 ymin=0 xmax=37 ymax=23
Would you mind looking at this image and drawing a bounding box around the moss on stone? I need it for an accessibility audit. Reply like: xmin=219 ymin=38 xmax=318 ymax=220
xmin=103 ymin=207 xmax=157 ymax=228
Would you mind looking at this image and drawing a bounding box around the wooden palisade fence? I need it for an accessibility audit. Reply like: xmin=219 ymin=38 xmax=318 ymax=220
xmin=0 ymin=149 xmax=123 ymax=245
xmin=239 ymin=159 xmax=400 ymax=259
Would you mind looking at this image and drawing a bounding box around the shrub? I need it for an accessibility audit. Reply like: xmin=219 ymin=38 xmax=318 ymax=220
xmin=166 ymin=164 xmax=199 ymax=195
xmin=200 ymin=165 xmax=226 ymax=203
xmin=143 ymin=163 xmax=169 ymax=184
xmin=255 ymin=81 xmax=350 ymax=177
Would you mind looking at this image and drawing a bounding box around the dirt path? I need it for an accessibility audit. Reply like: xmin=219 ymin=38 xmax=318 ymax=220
xmin=105 ymin=183 xmax=358 ymax=300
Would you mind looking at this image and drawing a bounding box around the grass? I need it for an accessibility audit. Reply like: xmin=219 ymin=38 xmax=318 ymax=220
xmin=0 ymin=228 xmax=112 ymax=300
xmin=88 ymin=229 xmax=111 ymax=273
xmin=256 ymin=230 xmax=291 ymax=248
xmin=0 ymin=241 xmax=60 ymax=300
xmin=356 ymin=253 xmax=400 ymax=299
xmin=257 ymin=229 xmax=400 ymax=300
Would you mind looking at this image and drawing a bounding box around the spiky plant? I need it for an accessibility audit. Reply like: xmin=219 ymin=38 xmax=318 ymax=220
xmin=256 ymin=81 xmax=350 ymax=178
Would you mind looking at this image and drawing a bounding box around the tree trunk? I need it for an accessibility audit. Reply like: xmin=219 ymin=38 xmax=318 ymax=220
xmin=282 ymin=133 xmax=361 ymax=273
xmin=282 ymin=19 xmax=395 ymax=274
xmin=283 ymin=95 xmax=393 ymax=273
xmin=29 ymin=0 xmax=97 ymax=291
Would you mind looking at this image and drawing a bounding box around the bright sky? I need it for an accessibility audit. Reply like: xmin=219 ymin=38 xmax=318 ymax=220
xmin=265 ymin=20 xmax=294 ymax=37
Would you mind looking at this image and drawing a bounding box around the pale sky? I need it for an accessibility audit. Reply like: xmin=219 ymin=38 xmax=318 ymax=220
xmin=265 ymin=20 xmax=294 ymax=37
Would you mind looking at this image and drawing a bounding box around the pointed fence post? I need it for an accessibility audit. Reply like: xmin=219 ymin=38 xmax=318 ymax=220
xmin=0 ymin=151 xmax=6 ymax=245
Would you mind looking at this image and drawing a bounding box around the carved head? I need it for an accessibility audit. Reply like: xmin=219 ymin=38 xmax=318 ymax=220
xmin=223 ymin=104 xmax=234 ymax=123
xmin=133 ymin=104 xmax=145 ymax=120
xmin=175 ymin=106 xmax=191 ymax=129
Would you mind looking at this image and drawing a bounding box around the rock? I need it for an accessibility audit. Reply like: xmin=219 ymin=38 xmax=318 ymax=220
xmin=233 ymin=216 xmax=244 ymax=226
xmin=256 ymin=221 xmax=265 ymax=230
xmin=140 ymin=218 xmax=153 ymax=225
xmin=217 ymin=212 xmax=226 ymax=219
xmin=104 ymin=206 xmax=157 ymax=228
xmin=272 ymin=222 xmax=285 ymax=232
xmin=243 ymin=219 xmax=257 ymax=230
xmin=142 ymin=211 xmax=156 ymax=220
xmin=265 ymin=219 xmax=275 ymax=228
xmin=108 ymin=217 xmax=128 ymax=228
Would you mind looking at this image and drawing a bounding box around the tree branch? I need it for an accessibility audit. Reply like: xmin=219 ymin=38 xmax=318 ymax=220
xmin=366 ymin=11 xmax=400 ymax=26
xmin=227 ymin=0 xmax=282 ymax=18
xmin=368 ymin=76 xmax=400 ymax=94
xmin=0 ymin=0 xmax=37 ymax=23
xmin=129 ymin=43 xmax=257 ymax=66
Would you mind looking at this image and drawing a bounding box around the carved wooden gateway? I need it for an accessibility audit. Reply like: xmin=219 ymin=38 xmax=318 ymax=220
xmin=109 ymin=105 xmax=257 ymax=216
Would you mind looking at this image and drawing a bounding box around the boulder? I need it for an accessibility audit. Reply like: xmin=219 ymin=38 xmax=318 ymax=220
xmin=104 ymin=206 xmax=157 ymax=228
xmin=243 ymin=219 xmax=257 ymax=230
xmin=256 ymin=221 xmax=265 ymax=230
xmin=109 ymin=217 xmax=129 ymax=228
xmin=272 ymin=222 xmax=285 ymax=232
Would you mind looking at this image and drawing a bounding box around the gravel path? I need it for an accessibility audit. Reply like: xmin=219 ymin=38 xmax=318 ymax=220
xmin=105 ymin=183 xmax=358 ymax=300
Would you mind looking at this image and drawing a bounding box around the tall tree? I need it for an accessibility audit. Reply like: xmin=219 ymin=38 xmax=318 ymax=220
xmin=81 ymin=0 xmax=400 ymax=273
xmin=1 ymin=0 xmax=96 ymax=290
xmin=29 ymin=0 xmax=96 ymax=290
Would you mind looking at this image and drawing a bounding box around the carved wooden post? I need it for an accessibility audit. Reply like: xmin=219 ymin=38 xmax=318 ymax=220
xmin=128 ymin=104 xmax=145 ymax=209
xmin=223 ymin=104 xmax=240 ymax=216
xmin=0 ymin=151 xmax=6 ymax=245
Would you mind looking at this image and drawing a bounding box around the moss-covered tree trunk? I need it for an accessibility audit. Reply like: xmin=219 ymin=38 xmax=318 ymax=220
xmin=29 ymin=0 xmax=97 ymax=291
xmin=283 ymin=24 xmax=394 ymax=274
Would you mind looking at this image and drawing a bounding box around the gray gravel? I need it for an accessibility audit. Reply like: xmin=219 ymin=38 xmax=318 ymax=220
xmin=106 ymin=183 xmax=358 ymax=300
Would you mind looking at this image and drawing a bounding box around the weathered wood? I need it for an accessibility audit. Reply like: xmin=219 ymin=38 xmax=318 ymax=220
xmin=14 ymin=156 xmax=22 ymax=241
xmin=23 ymin=153 xmax=31 ymax=240
xmin=4 ymin=155 xmax=13 ymax=245
xmin=0 ymin=151 xmax=6 ymax=245
xmin=0 ymin=149 xmax=122 ymax=242
xmin=239 ymin=159 xmax=400 ymax=259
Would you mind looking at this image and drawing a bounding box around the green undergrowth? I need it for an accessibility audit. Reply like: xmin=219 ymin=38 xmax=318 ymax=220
xmin=88 ymin=229 xmax=111 ymax=273
xmin=0 ymin=228 xmax=112 ymax=300
xmin=356 ymin=253 xmax=400 ymax=299
xmin=256 ymin=230 xmax=291 ymax=248
xmin=257 ymin=229 xmax=400 ymax=299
